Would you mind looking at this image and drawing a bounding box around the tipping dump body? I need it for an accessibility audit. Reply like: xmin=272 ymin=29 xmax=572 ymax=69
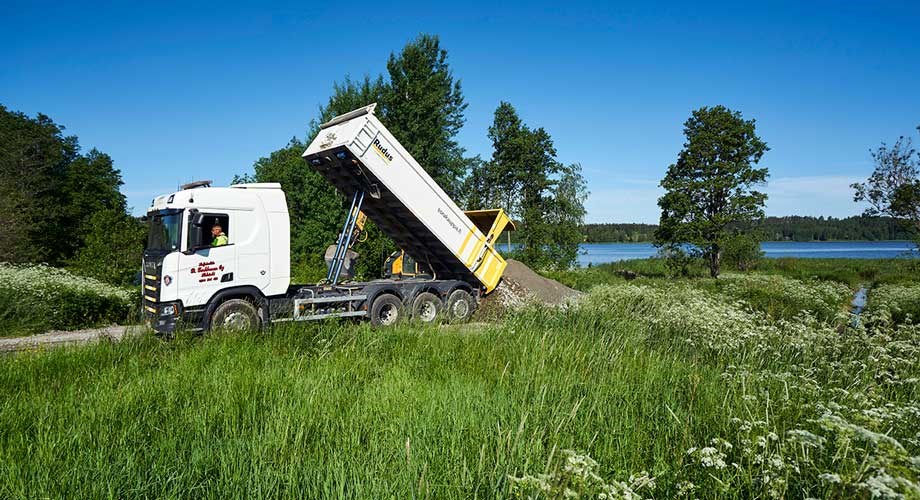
xmin=303 ymin=104 xmax=510 ymax=293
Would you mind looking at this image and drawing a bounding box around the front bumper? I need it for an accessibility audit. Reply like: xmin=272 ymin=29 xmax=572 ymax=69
xmin=145 ymin=301 xmax=182 ymax=334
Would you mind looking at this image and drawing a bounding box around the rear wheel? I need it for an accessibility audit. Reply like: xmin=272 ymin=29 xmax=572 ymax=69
xmin=210 ymin=298 xmax=260 ymax=332
xmin=445 ymin=289 xmax=476 ymax=323
xmin=370 ymin=293 xmax=403 ymax=326
xmin=412 ymin=292 xmax=442 ymax=323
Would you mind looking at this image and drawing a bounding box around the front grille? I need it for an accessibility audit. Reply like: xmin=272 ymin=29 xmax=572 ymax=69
xmin=141 ymin=258 xmax=162 ymax=316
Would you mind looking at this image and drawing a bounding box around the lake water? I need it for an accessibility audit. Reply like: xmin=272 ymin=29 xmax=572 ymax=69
xmin=576 ymin=241 xmax=918 ymax=267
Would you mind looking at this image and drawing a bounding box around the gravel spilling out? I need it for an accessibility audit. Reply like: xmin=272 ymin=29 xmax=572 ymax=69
xmin=477 ymin=259 xmax=581 ymax=318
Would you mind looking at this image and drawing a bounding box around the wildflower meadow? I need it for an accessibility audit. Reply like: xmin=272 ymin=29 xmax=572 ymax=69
xmin=0 ymin=259 xmax=918 ymax=498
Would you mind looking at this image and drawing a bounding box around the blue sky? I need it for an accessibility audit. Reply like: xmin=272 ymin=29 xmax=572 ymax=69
xmin=2 ymin=0 xmax=918 ymax=223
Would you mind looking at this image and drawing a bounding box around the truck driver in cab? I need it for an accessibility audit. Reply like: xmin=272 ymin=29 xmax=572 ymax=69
xmin=211 ymin=223 xmax=228 ymax=246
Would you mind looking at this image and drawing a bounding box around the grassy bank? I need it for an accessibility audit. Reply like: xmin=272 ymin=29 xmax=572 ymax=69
xmin=549 ymin=257 xmax=920 ymax=290
xmin=0 ymin=264 xmax=137 ymax=337
xmin=2 ymin=265 xmax=918 ymax=497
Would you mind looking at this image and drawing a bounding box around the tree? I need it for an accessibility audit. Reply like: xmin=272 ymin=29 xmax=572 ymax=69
xmin=478 ymin=102 xmax=586 ymax=270
xmin=545 ymin=162 xmax=589 ymax=266
xmin=0 ymin=105 xmax=76 ymax=263
xmin=852 ymin=126 xmax=920 ymax=246
xmin=69 ymin=209 xmax=146 ymax=285
xmin=383 ymin=34 xmax=469 ymax=198
xmin=0 ymin=104 xmax=128 ymax=265
xmin=60 ymin=149 xmax=127 ymax=258
xmin=655 ymin=105 xmax=769 ymax=278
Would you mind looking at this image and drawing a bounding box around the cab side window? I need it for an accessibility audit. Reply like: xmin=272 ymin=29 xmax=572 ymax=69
xmin=188 ymin=213 xmax=230 ymax=249
xmin=402 ymin=254 xmax=417 ymax=276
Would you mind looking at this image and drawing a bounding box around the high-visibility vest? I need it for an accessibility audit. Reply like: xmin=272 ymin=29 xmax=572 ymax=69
xmin=212 ymin=234 xmax=228 ymax=246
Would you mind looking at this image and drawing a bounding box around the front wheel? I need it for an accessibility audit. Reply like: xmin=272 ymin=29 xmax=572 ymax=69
xmin=445 ymin=290 xmax=476 ymax=323
xmin=370 ymin=293 xmax=404 ymax=326
xmin=210 ymin=298 xmax=260 ymax=332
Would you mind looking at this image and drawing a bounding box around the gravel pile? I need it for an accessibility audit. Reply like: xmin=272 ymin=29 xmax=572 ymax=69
xmin=476 ymin=259 xmax=581 ymax=318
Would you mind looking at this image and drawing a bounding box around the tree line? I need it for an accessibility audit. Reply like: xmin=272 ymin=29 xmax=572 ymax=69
xmin=583 ymin=216 xmax=913 ymax=243
xmin=0 ymin=105 xmax=145 ymax=284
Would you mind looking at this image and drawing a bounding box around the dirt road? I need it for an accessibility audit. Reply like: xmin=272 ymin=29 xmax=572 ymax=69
xmin=0 ymin=325 xmax=146 ymax=353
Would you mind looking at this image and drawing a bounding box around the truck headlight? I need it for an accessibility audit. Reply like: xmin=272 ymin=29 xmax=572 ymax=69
xmin=160 ymin=304 xmax=176 ymax=316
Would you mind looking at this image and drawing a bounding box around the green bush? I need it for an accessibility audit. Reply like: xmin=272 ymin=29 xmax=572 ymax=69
xmin=721 ymin=233 xmax=763 ymax=271
xmin=659 ymin=244 xmax=702 ymax=278
xmin=0 ymin=263 xmax=136 ymax=336
xmin=708 ymin=273 xmax=851 ymax=323
xmin=68 ymin=209 xmax=146 ymax=286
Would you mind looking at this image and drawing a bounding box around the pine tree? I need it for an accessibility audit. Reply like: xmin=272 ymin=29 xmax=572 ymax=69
xmin=656 ymin=106 xmax=769 ymax=278
xmin=383 ymin=34 xmax=469 ymax=198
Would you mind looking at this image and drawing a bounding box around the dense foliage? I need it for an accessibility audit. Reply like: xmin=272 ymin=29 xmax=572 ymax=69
xmin=69 ymin=209 xmax=147 ymax=285
xmin=656 ymin=105 xmax=769 ymax=277
xmin=0 ymin=104 xmax=144 ymax=284
xmin=467 ymin=102 xmax=587 ymax=269
xmin=0 ymin=263 xmax=135 ymax=336
xmin=719 ymin=232 xmax=764 ymax=271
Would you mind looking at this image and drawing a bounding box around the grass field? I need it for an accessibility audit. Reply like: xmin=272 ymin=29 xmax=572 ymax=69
xmin=2 ymin=259 xmax=919 ymax=498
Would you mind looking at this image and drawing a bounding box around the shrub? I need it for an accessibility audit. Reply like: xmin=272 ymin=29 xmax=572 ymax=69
xmin=659 ymin=244 xmax=701 ymax=278
xmin=721 ymin=233 xmax=763 ymax=271
xmin=68 ymin=209 xmax=146 ymax=286
xmin=0 ymin=263 xmax=135 ymax=336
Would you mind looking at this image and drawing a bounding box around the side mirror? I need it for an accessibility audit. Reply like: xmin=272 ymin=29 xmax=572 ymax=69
xmin=189 ymin=209 xmax=205 ymax=227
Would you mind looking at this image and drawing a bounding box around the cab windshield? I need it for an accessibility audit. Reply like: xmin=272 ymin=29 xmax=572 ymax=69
xmin=147 ymin=210 xmax=182 ymax=253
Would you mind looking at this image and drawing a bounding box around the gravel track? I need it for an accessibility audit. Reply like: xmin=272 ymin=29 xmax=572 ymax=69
xmin=0 ymin=325 xmax=146 ymax=353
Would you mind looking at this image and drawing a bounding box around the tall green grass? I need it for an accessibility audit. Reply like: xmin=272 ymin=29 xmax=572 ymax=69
xmin=1 ymin=269 xmax=918 ymax=497
xmin=0 ymin=305 xmax=735 ymax=498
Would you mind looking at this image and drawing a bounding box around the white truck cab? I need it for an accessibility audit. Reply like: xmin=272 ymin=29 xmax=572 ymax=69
xmin=143 ymin=182 xmax=290 ymax=332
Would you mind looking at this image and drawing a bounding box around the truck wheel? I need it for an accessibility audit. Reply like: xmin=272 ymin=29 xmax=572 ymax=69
xmin=445 ymin=290 xmax=476 ymax=323
xmin=210 ymin=298 xmax=260 ymax=332
xmin=370 ymin=293 xmax=403 ymax=326
xmin=412 ymin=292 xmax=442 ymax=323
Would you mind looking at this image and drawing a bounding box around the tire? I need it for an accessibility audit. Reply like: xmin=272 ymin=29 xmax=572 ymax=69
xmin=370 ymin=293 xmax=403 ymax=326
xmin=210 ymin=298 xmax=260 ymax=332
xmin=412 ymin=292 xmax=443 ymax=323
xmin=445 ymin=289 xmax=476 ymax=323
